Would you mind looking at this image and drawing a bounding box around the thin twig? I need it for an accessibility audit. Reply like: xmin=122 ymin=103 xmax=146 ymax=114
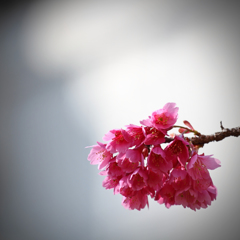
xmin=220 ymin=121 xmax=224 ymax=131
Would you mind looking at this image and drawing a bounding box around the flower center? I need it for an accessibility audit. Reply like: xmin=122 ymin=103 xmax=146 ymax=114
xmin=155 ymin=113 xmax=169 ymax=125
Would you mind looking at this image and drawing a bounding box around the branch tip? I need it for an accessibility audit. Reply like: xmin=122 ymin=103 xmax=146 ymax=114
xmin=220 ymin=121 xmax=224 ymax=131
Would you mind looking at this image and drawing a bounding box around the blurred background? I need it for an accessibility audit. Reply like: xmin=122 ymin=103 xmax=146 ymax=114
xmin=0 ymin=0 xmax=240 ymax=239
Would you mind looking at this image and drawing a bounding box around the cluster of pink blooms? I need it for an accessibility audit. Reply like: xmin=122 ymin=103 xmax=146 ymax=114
xmin=86 ymin=103 xmax=221 ymax=211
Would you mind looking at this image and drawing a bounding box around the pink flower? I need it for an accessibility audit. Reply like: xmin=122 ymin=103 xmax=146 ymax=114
xmin=192 ymin=177 xmax=212 ymax=192
xmin=143 ymin=127 xmax=165 ymax=145
xmin=169 ymin=167 xmax=191 ymax=192
xmin=198 ymin=154 xmax=221 ymax=170
xmin=175 ymin=188 xmax=198 ymax=209
xmin=86 ymin=142 xmax=112 ymax=169
xmin=195 ymin=190 xmax=212 ymax=209
xmin=125 ymin=124 xmax=145 ymax=147
xmin=140 ymin=102 xmax=178 ymax=132
xmin=187 ymin=153 xmax=221 ymax=180
xmin=105 ymin=157 xmax=124 ymax=177
xmin=116 ymin=153 xmax=139 ymax=173
xmin=207 ymin=184 xmax=217 ymax=201
xmin=155 ymin=183 xmax=176 ymax=208
xmin=147 ymin=169 xmax=164 ymax=191
xmin=119 ymin=176 xmax=136 ymax=197
xmin=102 ymin=175 xmax=122 ymax=194
xmin=164 ymin=135 xmax=189 ymax=167
xmin=103 ymin=129 xmax=133 ymax=153
xmin=147 ymin=146 xmax=172 ymax=174
xmin=127 ymin=167 xmax=148 ymax=191
xmin=174 ymin=184 xmax=217 ymax=210
xmin=122 ymin=188 xmax=149 ymax=211
xmin=125 ymin=145 xmax=145 ymax=168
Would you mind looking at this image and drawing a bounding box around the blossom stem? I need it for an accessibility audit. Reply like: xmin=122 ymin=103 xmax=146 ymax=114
xmin=165 ymin=126 xmax=240 ymax=146
xmin=172 ymin=125 xmax=201 ymax=136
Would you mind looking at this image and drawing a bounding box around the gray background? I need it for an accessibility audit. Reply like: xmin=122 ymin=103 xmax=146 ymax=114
xmin=1 ymin=0 xmax=240 ymax=239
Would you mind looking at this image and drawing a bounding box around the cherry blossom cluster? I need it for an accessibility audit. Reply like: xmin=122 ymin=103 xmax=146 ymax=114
xmin=86 ymin=103 xmax=221 ymax=211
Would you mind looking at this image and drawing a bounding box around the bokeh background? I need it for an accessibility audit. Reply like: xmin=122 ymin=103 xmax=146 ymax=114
xmin=1 ymin=0 xmax=240 ymax=239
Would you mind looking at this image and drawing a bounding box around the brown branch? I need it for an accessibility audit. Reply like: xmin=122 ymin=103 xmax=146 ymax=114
xmin=165 ymin=125 xmax=240 ymax=146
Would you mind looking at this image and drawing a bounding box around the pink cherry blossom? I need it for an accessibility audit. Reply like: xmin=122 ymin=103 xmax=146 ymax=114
xmin=181 ymin=186 xmax=216 ymax=211
xmin=143 ymin=127 xmax=165 ymax=145
xmin=103 ymin=129 xmax=133 ymax=153
xmin=198 ymin=154 xmax=221 ymax=170
xmin=187 ymin=153 xmax=221 ymax=180
xmin=196 ymin=190 xmax=212 ymax=208
xmin=86 ymin=142 xmax=112 ymax=169
xmin=169 ymin=167 xmax=191 ymax=192
xmin=116 ymin=152 xmax=139 ymax=173
xmin=105 ymin=158 xmax=124 ymax=177
xmin=147 ymin=169 xmax=164 ymax=191
xmin=164 ymin=135 xmax=189 ymax=167
xmin=187 ymin=153 xmax=209 ymax=180
xmin=119 ymin=176 xmax=136 ymax=197
xmin=192 ymin=177 xmax=212 ymax=192
xmin=175 ymin=188 xmax=198 ymax=209
xmin=207 ymin=184 xmax=217 ymax=201
xmin=102 ymin=175 xmax=122 ymax=194
xmin=127 ymin=167 xmax=148 ymax=191
xmin=147 ymin=146 xmax=172 ymax=174
xmin=155 ymin=183 xmax=176 ymax=208
xmin=140 ymin=102 xmax=178 ymax=132
xmin=125 ymin=124 xmax=145 ymax=147
xmin=125 ymin=145 xmax=145 ymax=167
xmin=122 ymin=188 xmax=149 ymax=211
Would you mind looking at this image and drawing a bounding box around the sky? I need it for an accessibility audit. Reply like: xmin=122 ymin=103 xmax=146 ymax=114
xmin=0 ymin=0 xmax=240 ymax=239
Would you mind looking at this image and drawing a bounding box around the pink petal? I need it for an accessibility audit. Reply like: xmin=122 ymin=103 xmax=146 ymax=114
xmin=152 ymin=146 xmax=165 ymax=157
xmin=103 ymin=130 xmax=116 ymax=141
xmin=163 ymin=102 xmax=177 ymax=111
xmin=140 ymin=118 xmax=152 ymax=127
xmin=187 ymin=153 xmax=198 ymax=169
xmin=200 ymin=155 xmax=221 ymax=170
xmin=126 ymin=149 xmax=141 ymax=163
xmin=183 ymin=120 xmax=195 ymax=130
xmin=121 ymin=129 xmax=132 ymax=142
xmin=171 ymin=168 xmax=187 ymax=179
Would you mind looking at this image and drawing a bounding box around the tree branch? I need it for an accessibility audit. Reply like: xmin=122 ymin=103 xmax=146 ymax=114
xmin=165 ymin=126 xmax=240 ymax=146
